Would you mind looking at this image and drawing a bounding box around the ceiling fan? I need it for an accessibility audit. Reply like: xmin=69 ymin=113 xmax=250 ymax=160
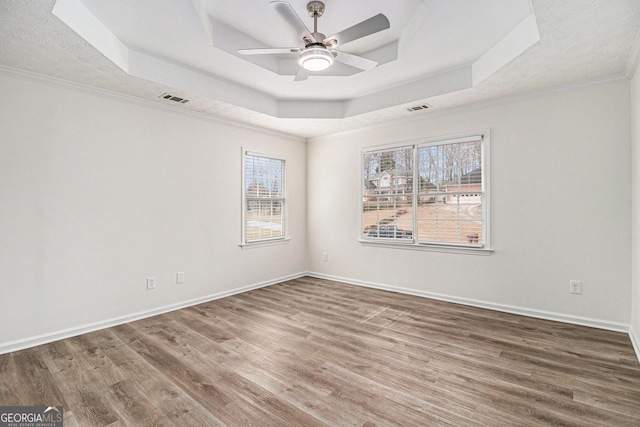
xmin=238 ymin=1 xmax=390 ymax=81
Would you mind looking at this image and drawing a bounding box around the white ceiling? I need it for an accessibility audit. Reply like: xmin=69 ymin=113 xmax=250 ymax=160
xmin=1 ymin=0 xmax=640 ymax=138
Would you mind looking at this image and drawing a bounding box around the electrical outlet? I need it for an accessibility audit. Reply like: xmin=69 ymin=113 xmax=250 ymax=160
xmin=570 ymin=280 xmax=581 ymax=294
xmin=323 ymin=252 xmax=329 ymax=262
xmin=147 ymin=276 xmax=156 ymax=290
xmin=176 ymin=272 xmax=185 ymax=284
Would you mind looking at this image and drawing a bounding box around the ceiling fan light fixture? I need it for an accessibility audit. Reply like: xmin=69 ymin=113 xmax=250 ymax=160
xmin=298 ymin=47 xmax=334 ymax=71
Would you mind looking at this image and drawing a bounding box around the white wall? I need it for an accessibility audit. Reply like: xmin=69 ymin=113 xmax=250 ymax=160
xmin=307 ymin=80 xmax=631 ymax=327
xmin=0 ymin=69 xmax=634 ymax=352
xmin=0 ymin=71 xmax=307 ymax=349
xmin=631 ymin=67 xmax=640 ymax=349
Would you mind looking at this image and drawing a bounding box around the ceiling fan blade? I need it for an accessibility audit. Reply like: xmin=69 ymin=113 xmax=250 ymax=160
xmin=271 ymin=1 xmax=317 ymax=44
xmin=294 ymin=68 xmax=310 ymax=81
xmin=333 ymin=51 xmax=378 ymax=70
xmin=238 ymin=47 xmax=301 ymax=55
xmin=324 ymin=13 xmax=390 ymax=47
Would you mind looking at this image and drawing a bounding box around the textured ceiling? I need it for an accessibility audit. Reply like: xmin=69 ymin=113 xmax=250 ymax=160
xmin=1 ymin=0 xmax=640 ymax=139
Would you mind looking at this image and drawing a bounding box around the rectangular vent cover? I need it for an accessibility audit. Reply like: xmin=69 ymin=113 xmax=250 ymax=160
xmin=406 ymin=104 xmax=430 ymax=112
xmin=160 ymin=93 xmax=189 ymax=104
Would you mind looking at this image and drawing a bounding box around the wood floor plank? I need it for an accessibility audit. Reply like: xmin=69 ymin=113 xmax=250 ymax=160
xmin=0 ymin=351 xmax=21 ymax=404
xmin=2 ymin=276 xmax=640 ymax=425
xmin=66 ymin=334 xmax=128 ymax=386
xmin=108 ymin=379 xmax=173 ymax=427
xmin=115 ymin=359 xmax=224 ymax=426
xmin=221 ymin=351 xmax=362 ymax=426
xmin=41 ymin=339 xmax=122 ymax=426
xmin=11 ymin=347 xmax=68 ymax=407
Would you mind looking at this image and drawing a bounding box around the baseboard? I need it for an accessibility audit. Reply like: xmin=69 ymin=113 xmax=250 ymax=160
xmin=0 ymin=272 xmax=306 ymax=355
xmin=306 ymin=272 xmax=630 ymax=333
xmin=5 ymin=271 xmax=633 ymax=358
xmin=630 ymin=327 xmax=640 ymax=363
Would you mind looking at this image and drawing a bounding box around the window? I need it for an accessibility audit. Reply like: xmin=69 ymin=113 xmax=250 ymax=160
xmin=362 ymin=133 xmax=489 ymax=250
xmin=243 ymin=151 xmax=286 ymax=244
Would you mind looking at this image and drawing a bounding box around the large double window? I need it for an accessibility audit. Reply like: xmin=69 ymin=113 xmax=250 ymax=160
xmin=242 ymin=151 xmax=286 ymax=244
xmin=362 ymin=133 xmax=489 ymax=250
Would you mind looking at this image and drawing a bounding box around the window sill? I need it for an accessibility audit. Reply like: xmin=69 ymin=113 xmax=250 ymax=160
xmin=239 ymin=238 xmax=290 ymax=249
xmin=358 ymin=239 xmax=494 ymax=256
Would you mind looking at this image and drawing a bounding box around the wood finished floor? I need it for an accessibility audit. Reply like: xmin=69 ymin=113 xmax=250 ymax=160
xmin=2 ymin=276 xmax=640 ymax=426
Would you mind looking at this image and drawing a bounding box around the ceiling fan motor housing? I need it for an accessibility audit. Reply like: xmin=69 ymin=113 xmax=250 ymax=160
xmin=307 ymin=33 xmax=327 ymax=47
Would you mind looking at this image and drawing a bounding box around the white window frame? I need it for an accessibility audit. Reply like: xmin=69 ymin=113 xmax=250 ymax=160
xmin=241 ymin=149 xmax=289 ymax=248
xmin=360 ymin=131 xmax=492 ymax=255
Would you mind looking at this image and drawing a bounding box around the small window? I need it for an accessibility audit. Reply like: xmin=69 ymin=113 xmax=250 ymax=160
xmin=243 ymin=151 xmax=286 ymax=244
xmin=362 ymin=133 xmax=489 ymax=250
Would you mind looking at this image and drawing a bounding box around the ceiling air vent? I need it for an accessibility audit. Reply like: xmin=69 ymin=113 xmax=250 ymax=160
xmin=159 ymin=93 xmax=189 ymax=104
xmin=406 ymin=104 xmax=430 ymax=112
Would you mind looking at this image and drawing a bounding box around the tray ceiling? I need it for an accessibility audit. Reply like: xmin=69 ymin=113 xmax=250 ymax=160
xmin=1 ymin=0 xmax=639 ymax=137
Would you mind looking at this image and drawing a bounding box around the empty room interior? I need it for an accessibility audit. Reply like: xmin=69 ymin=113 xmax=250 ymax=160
xmin=3 ymin=0 xmax=640 ymax=425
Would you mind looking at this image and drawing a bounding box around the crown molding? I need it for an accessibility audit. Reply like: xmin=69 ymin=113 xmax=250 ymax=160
xmin=0 ymin=65 xmax=305 ymax=143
